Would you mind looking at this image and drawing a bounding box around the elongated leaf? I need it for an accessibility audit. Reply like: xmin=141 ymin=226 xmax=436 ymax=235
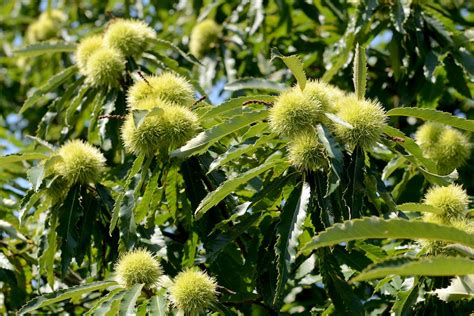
xmin=57 ymin=185 xmax=81 ymax=276
xmin=76 ymin=188 xmax=95 ymax=266
xmin=195 ymin=154 xmax=288 ymax=219
xmin=316 ymin=125 xmax=344 ymax=197
xmin=433 ymin=275 xmax=474 ymax=302
xmin=382 ymin=156 xmax=406 ymax=180
xmin=319 ymin=248 xmax=364 ymax=315
xmin=387 ymin=108 xmax=474 ymax=132
xmin=199 ymin=95 xmax=274 ymax=120
xmin=344 ymin=146 xmax=365 ymax=218
xmin=390 ymin=0 xmax=410 ymax=33
xmin=302 ymin=217 xmax=474 ymax=254
xmin=20 ymin=65 xmax=78 ymax=113
xmin=170 ymin=110 xmax=268 ymax=158
xmin=119 ymin=284 xmax=143 ymax=316
xmin=271 ymin=48 xmax=306 ymax=91
xmin=27 ymin=165 xmax=45 ymax=192
xmin=225 ymin=77 xmax=286 ymax=92
xmin=110 ymin=154 xmax=145 ymax=234
xmin=0 ymin=152 xmax=49 ymax=164
xmin=444 ymin=244 xmax=474 ymax=258
xmin=148 ymin=294 xmax=168 ymax=316
xmin=14 ymin=41 xmax=77 ymax=57
xmin=383 ymin=126 xmax=436 ymax=172
xmin=391 ymin=281 xmax=419 ymax=316
xmin=39 ymin=211 xmax=58 ymax=288
xmin=397 ymin=203 xmax=443 ymax=214
xmin=418 ymin=166 xmax=457 ymax=186
xmin=118 ymin=191 xmax=137 ymax=252
xmin=208 ymin=133 xmax=276 ymax=172
xmin=352 ymin=256 xmax=474 ymax=282
xmin=94 ymin=290 xmax=127 ymax=316
xmin=321 ymin=17 xmax=356 ymax=82
xmin=324 ymin=113 xmax=353 ymax=129
xmin=274 ymin=182 xmax=310 ymax=305
xmin=18 ymin=281 xmax=116 ymax=314
xmin=87 ymin=90 xmax=106 ymax=143
xmin=65 ymin=85 xmax=93 ymax=126
xmin=137 ymin=299 xmax=148 ymax=316
xmin=84 ymin=288 xmax=123 ymax=316
xmin=134 ymin=164 xmax=161 ymax=223
xmin=164 ymin=164 xmax=179 ymax=220
xmin=20 ymin=190 xmax=43 ymax=224
xmin=153 ymin=38 xmax=201 ymax=66
xmin=353 ymin=43 xmax=367 ymax=99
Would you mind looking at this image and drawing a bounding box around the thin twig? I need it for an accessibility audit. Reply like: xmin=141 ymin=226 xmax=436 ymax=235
xmin=137 ymin=71 xmax=151 ymax=86
xmin=193 ymin=95 xmax=207 ymax=106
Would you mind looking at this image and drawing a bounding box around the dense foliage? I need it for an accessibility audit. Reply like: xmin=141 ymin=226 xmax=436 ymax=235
xmin=1 ymin=0 xmax=473 ymax=315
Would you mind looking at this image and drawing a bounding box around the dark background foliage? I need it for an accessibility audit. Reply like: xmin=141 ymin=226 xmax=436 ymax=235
xmin=0 ymin=0 xmax=473 ymax=315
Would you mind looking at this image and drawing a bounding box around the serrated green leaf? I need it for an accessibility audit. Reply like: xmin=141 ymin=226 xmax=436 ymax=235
xmin=418 ymin=166 xmax=457 ymax=186
xmin=135 ymin=164 xmax=161 ymax=223
xmin=195 ymin=153 xmax=288 ymax=219
xmin=94 ymin=290 xmax=127 ymax=316
xmin=391 ymin=281 xmax=419 ymax=316
xmin=27 ymin=164 xmax=45 ymax=192
xmin=301 ymin=217 xmax=474 ymax=254
xmin=353 ymin=43 xmax=367 ymax=99
xmin=20 ymin=65 xmax=78 ymax=113
xmin=119 ymin=284 xmax=143 ymax=316
xmin=84 ymin=288 xmax=123 ymax=316
xmin=382 ymin=157 xmax=406 ymax=180
xmin=87 ymin=90 xmax=106 ymax=144
xmin=170 ymin=110 xmax=268 ymax=158
xmin=352 ymin=256 xmax=474 ymax=282
xmin=397 ymin=203 xmax=443 ymax=214
xmin=386 ymin=108 xmax=474 ymax=132
xmin=19 ymin=190 xmax=43 ymax=224
xmin=148 ymin=294 xmax=168 ymax=316
xmin=118 ymin=190 xmax=137 ymax=252
xmin=57 ymin=185 xmax=81 ymax=276
xmin=445 ymin=55 xmax=471 ymax=98
xmin=321 ymin=17 xmax=356 ymax=83
xmin=164 ymin=164 xmax=179 ymax=220
xmin=271 ymin=48 xmax=306 ymax=91
xmin=225 ymin=77 xmax=286 ymax=92
xmin=136 ymin=299 xmax=148 ymax=316
xmin=383 ymin=126 xmax=436 ymax=172
xmin=444 ymin=244 xmax=474 ymax=258
xmin=319 ymin=248 xmax=364 ymax=315
xmin=39 ymin=211 xmax=58 ymax=288
xmin=0 ymin=152 xmax=49 ymax=164
xmin=433 ymin=275 xmax=474 ymax=302
xmin=110 ymin=154 xmax=145 ymax=235
xmin=133 ymin=108 xmax=164 ymax=129
xmin=199 ymin=95 xmax=274 ymax=120
xmin=66 ymin=85 xmax=93 ymax=126
xmin=153 ymin=38 xmax=202 ymax=66
xmin=324 ymin=113 xmax=353 ymax=129
xmin=316 ymin=125 xmax=344 ymax=197
xmin=14 ymin=41 xmax=77 ymax=57
xmin=390 ymin=0 xmax=410 ymax=33
xmin=18 ymin=281 xmax=116 ymax=314
xmin=344 ymin=146 xmax=365 ymax=218
xmin=274 ymin=182 xmax=310 ymax=306
xmin=208 ymin=133 xmax=276 ymax=172
xmin=423 ymin=13 xmax=453 ymax=46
